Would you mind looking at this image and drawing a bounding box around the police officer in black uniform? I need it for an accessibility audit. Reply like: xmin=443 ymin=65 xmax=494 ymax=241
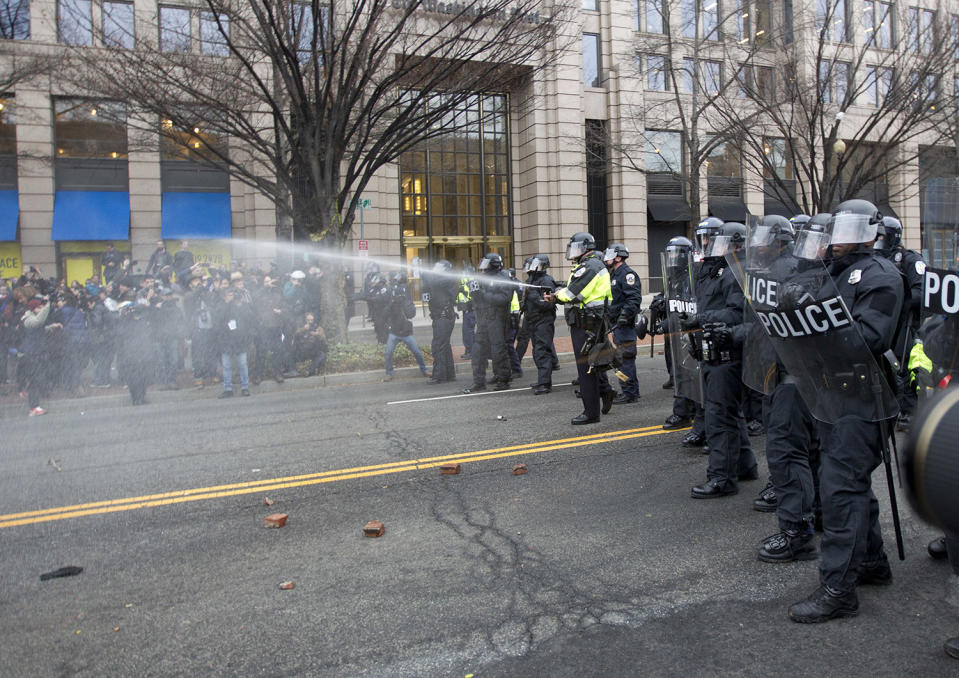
xmin=544 ymin=232 xmax=614 ymax=424
xmin=748 ymin=215 xmax=824 ymax=562
xmin=464 ymin=253 xmax=513 ymax=393
xmin=604 ymin=243 xmax=643 ymax=404
xmin=787 ymin=199 xmax=904 ymax=623
xmin=682 ymin=221 xmax=757 ymax=498
xmin=521 ymin=254 xmax=558 ymax=394
xmin=874 ymin=215 xmax=926 ymax=430
xmin=661 ymin=235 xmax=703 ymax=435
xmin=423 ymin=259 xmax=459 ymax=384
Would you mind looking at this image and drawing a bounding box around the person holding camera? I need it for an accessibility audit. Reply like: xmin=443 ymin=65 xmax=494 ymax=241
xmin=18 ymin=294 xmax=57 ymax=416
xmin=214 ymin=278 xmax=254 ymax=398
xmin=382 ymin=271 xmax=427 ymax=382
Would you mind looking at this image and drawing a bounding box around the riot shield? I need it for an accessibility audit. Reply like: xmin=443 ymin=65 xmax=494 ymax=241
xmin=726 ymin=254 xmax=900 ymax=424
xmin=661 ymin=251 xmax=704 ymax=405
xmin=724 ymin=215 xmax=783 ymax=395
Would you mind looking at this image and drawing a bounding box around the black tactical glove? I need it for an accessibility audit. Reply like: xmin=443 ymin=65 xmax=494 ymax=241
xmin=777 ymin=283 xmax=808 ymax=312
xmin=704 ymin=322 xmax=733 ymax=349
xmin=649 ymin=293 xmax=666 ymax=315
xmin=679 ymin=312 xmax=699 ymax=330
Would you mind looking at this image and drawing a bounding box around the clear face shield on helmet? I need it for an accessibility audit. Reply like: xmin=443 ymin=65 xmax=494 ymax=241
xmin=703 ymin=234 xmax=735 ymax=258
xmin=602 ymin=247 xmax=618 ymax=265
xmin=749 ymin=225 xmax=776 ymax=249
xmin=566 ymin=240 xmax=588 ymax=261
xmin=477 ymin=257 xmax=492 ymax=271
xmin=665 ymin=246 xmax=690 ymax=270
xmin=793 ymin=229 xmax=831 ymax=260
xmin=527 ymin=257 xmax=547 ymax=273
xmin=829 ymin=213 xmax=878 ymax=245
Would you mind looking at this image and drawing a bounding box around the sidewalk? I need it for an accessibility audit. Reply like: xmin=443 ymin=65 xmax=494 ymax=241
xmin=0 ymin=313 xmax=669 ymax=419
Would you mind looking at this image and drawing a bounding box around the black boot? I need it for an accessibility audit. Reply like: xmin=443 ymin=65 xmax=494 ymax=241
xmin=753 ymin=482 xmax=777 ymax=512
xmin=681 ymin=431 xmax=706 ymax=447
xmin=929 ymin=536 xmax=948 ymax=560
xmin=662 ymin=414 xmax=691 ymax=430
xmin=758 ymin=529 xmax=817 ymax=563
xmin=857 ymin=556 xmax=893 ymax=586
xmin=788 ymin=586 xmax=858 ymax=623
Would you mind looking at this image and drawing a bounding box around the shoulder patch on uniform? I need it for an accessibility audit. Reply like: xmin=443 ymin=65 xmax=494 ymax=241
xmin=611 ymin=279 xmax=617 ymax=286
xmin=716 ymin=268 xmax=724 ymax=277
xmin=573 ymin=267 xmax=587 ymax=278
xmin=625 ymin=273 xmax=636 ymax=285
xmin=848 ymin=269 xmax=862 ymax=285
xmin=894 ymin=252 xmax=903 ymax=263
xmin=916 ymin=260 xmax=926 ymax=276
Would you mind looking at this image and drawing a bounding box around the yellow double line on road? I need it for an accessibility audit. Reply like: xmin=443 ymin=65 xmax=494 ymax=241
xmin=0 ymin=424 xmax=685 ymax=530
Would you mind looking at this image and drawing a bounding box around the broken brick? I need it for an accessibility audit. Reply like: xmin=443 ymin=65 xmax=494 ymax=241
xmin=440 ymin=463 xmax=461 ymax=475
xmin=279 ymin=581 xmax=295 ymax=590
xmin=264 ymin=513 xmax=288 ymax=528
xmin=512 ymin=464 xmax=528 ymax=475
xmin=363 ymin=520 xmax=385 ymax=537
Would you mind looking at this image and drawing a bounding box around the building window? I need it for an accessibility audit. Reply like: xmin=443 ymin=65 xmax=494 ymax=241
xmin=646 ymin=54 xmax=668 ymax=91
xmin=952 ymin=15 xmax=959 ymax=59
xmin=703 ymin=0 xmax=720 ymax=40
xmin=0 ymin=97 xmax=17 ymax=156
xmin=731 ymin=0 xmax=747 ymax=42
xmin=645 ymin=130 xmax=683 ymax=175
xmin=0 ymin=0 xmax=30 ymax=40
xmin=160 ymin=120 xmax=227 ymax=162
xmin=706 ymin=138 xmax=741 ymax=178
xmin=763 ymin=138 xmax=793 ymax=180
xmin=54 ymin=99 xmax=127 ymax=159
xmin=908 ymin=7 xmax=935 ymax=54
xmin=819 ymin=60 xmax=849 ymax=104
xmin=703 ymin=60 xmax=722 ymax=94
xmin=200 ymin=11 xmax=229 ymax=55
xmin=783 ymin=0 xmax=793 ymax=43
xmin=102 ymin=1 xmax=134 ymax=49
xmin=864 ymin=1 xmax=893 ymax=49
xmin=59 ymin=0 xmax=92 ymax=45
xmin=398 ymin=94 xmax=511 ymax=265
xmin=291 ymin=2 xmax=316 ymax=61
xmin=645 ymin=0 xmax=664 ymax=33
xmin=583 ymin=33 xmax=601 ymax=87
xmin=582 ymin=0 xmax=598 ymax=10
xmin=865 ymin=65 xmax=893 ymax=106
xmin=755 ymin=0 xmax=772 ymax=46
xmin=585 ymin=119 xmax=608 ymax=248
xmin=817 ymin=0 xmax=848 ymax=43
xmin=911 ymin=71 xmax=938 ymax=110
xmin=160 ymin=5 xmax=191 ymax=53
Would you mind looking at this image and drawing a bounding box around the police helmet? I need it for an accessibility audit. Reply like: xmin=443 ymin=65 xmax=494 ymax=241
xmin=603 ymin=243 xmax=629 ymax=264
xmin=830 ymin=199 xmax=882 ymax=245
xmin=527 ymin=254 xmax=550 ymax=272
xmin=874 ymin=216 xmax=903 ymax=252
xmin=790 ymin=214 xmax=811 ymax=228
xmin=703 ymin=222 xmax=746 ymax=258
xmin=478 ymin=252 xmax=504 ymax=272
xmin=433 ymin=259 xmax=452 ymax=273
xmin=566 ymin=232 xmax=596 ymax=261
xmin=696 ymin=217 xmax=724 ymax=252
xmin=522 ymin=256 xmax=535 ymax=272
xmin=665 ymin=236 xmax=694 ymax=269
xmin=751 ymin=215 xmax=795 ymax=248
xmin=793 ymin=218 xmax=831 ymax=260
xmin=389 ymin=270 xmax=408 ymax=284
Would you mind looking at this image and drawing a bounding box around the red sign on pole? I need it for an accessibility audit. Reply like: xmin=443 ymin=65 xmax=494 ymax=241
xmin=358 ymin=240 xmax=369 ymax=257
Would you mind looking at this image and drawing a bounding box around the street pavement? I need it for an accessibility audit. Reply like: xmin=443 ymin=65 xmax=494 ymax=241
xmin=1 ymin=356 xmax=956 ymax=677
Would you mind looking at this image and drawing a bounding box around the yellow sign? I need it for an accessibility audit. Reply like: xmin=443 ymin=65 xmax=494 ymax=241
xmin=0 ymin=241 xmax=21 ymax=280
xmin=163 ymin=239 xmax=232 ymax=277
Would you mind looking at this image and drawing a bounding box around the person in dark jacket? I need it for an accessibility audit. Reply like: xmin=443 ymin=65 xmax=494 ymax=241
xmin=116 ymin=298 xmax=156 ymax=406
xmin=463 ymin=253 xmax=513 ymax=393
xmin=293 ymin=311 xmax=328 ymax=375
xmin=152 ymin=287 xmax=184 ymax=389
xmin=146 ymin=241 xmax=173 ymax=277
xmin=252 ymin=275 xmax=288 ymax=383
xmin=58 ymin=292 xmax=90 ymax=395
xmin=19 ymin=296 xmax=57 ymax=415
xmin=87 ymin=291 xmax=117 ymax=388
xmin=522 ymin=254 xmax=557 ymax=394
xmin=603 ymin=243 xmax=643 ymax=403
xmin=422 ymin=260 xmax=459 ymax=384
xmin=382 ymin=272 xmax=427 ymax=381
xmin=214 ymin=283 xmax=254 ymax=397
xmin=183 ymin=276 xmax=218 ymax=386
xmin=172 ymin=241 xmax=195 ymax=281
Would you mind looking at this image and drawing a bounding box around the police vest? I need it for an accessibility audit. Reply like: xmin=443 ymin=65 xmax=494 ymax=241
xmin=555 ymin=252 xmax=612 ymax=310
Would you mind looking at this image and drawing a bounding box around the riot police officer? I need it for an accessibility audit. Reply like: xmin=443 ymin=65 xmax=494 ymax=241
xmin=544 ymin=232 xmax=614 ymax=424
xmin=748 ymin=215 xmax=824 ymax=562
xmin=423 ymin=260 xmax=460 ymax=384
xmin=522 ymin=254 xmax=558 ymax=394
xmin=787 ymin=199 xmax=904 ymax=623
xmin=661 ymin=235 xmax=703 ymax=436
xmin=874 ymin=215 xmax=926 ymax=431
xmin=464 ymin=253 xmax=513 ymax=392
xmin=604 ymin=243 xmax=642 ymax=404
xmin=681 ymin=221 xmax=757 ymax=498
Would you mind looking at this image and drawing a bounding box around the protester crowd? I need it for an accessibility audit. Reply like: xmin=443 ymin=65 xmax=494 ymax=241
xmin=0 ymin=245 xmax=335 ymax=414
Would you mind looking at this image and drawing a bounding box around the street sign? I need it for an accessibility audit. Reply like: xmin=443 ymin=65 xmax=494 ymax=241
xmin=358 ymin=239 xmax=369 ymax=257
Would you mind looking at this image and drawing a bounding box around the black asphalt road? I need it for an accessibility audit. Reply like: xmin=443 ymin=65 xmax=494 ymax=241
xmin=1 ymin=357 xmax=956 ymax=677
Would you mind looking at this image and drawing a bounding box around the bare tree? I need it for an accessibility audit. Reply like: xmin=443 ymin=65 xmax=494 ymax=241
xmin=0 ymin=0 xmax=62 ymax=97
xmin=712 ymin=0 xmax=959 ymax=216
xmin=64 ymin=0 xmax=572 ymax=338
xmin=609 ymin=0 xmax=772 ymax=236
